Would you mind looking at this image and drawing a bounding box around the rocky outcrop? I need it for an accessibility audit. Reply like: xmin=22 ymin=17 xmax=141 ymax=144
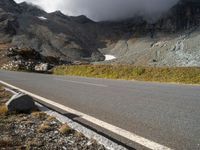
xmin=0 ymin=9 xmax=18 ymax=42
xmin=0 ymin=0 xmax=21 ymax=13
xmin=19 ymin=2 xmax=46 ymax=16
xmin=0 ymin=47 xmax=70 ymax=71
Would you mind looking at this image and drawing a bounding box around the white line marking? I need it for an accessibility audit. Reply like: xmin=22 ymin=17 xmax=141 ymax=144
xmin=54 ymin=78 xmax=108 ymax=87
xmin=0 ymin=80 xmax=173 ymax=150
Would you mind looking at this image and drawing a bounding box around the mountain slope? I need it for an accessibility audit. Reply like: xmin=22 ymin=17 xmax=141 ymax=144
xmin=0 ymin=0 xmax=107 ymax=62
xmin=97 ymin=0 xmax=200 ymax=66
xmin=0 ymin=0 xmax=200 ymax=67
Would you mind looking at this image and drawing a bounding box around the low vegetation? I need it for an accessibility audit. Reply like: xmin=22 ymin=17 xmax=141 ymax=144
xmin=53 ymin=65 xmax=200 ymax=84
xmin=31 ymin=111 xmax=47 ymax=119
xmin=0 ymin=105 xmax=8 ymax=116
xmin=59 ymin=124 xmax=72 ymax=135
xmin=0 ymin=85 xmax=11 ymax=116
xmin=37 ymin=122 xmax=51 ymax=133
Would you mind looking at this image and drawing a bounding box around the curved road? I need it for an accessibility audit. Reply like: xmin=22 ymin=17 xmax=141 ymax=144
xmin=0 ymin=70 xmax=200 ymax=150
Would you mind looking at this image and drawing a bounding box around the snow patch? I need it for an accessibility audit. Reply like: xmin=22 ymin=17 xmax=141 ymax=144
xmin=104 ymin=55 xmax=116 ymax=61
xmin=38 ymin=16 xmax=47 ymax=20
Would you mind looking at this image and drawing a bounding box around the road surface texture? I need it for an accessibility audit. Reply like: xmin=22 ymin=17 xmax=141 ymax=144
xmin=0 ymin=70 xmax=200 ymax=150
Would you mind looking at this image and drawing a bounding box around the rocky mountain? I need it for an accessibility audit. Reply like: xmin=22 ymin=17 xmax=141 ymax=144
xmin=98 ymin=0 xmax=200 ymax=66
xmin=0 ymin=0 xmax=107 ymax=63
xmin=0 ymin=0 xmax=200 ymax=68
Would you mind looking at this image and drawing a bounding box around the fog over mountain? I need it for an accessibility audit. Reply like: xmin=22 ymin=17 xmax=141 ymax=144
xmin=14 ymin=0 xmax=179 ymax=21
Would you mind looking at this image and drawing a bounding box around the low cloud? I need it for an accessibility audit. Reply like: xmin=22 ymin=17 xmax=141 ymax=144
xmin=15 ymin=0 xmax=179 ymax=21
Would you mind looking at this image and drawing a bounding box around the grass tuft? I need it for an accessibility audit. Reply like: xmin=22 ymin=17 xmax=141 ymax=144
xmin=75 ymin=132 xmax=85 ymax=139
xmin=31 ymin=112 xmax=46 ymax=119
xmin=46 ymin=116 xmax=56 ymax=121
xmin=38 ymin=123 xmax=51 ymax=133
xmin=0 ymin=105 xmax=8 ymax=116
xmin=59 ymin=124 xmax=72 ymax=134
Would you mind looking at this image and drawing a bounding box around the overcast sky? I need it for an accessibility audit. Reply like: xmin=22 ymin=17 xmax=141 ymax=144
xmin=14 ymin=0 xmax=179 ymax=21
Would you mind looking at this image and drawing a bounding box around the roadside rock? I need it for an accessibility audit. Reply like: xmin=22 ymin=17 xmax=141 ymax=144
xmin=34 ymin=63 xmax=49 ymax=72
xmin=6 ymin=93 xmax=36 ymax=113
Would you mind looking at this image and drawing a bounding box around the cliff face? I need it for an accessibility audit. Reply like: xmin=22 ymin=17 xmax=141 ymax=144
xmin=0 ymin=0 xmax=19 ymax=43
xmin=0 ymin=0 xmax=200 ymax=66
xmin=164 ymin=0 xmax=200 ymax=31
xmin=112 ymin=0 xmax=200 ymax=34
xmin=0 ymin=0 xmax=21 ymax=13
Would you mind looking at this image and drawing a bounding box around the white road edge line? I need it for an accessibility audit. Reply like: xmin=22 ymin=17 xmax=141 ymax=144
xmin=54 ymin=78 xmax=108 ymax=87
xmin=0 ymin=80 xmax=173 ymax=150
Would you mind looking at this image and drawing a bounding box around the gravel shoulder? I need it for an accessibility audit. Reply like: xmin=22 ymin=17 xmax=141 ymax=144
xmin=0 ymin=85 xmax=106 ymax=150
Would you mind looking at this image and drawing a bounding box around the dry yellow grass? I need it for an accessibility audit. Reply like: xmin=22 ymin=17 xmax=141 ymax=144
xmin=46 ymin=116 xmax=56 ymax=121
xmin=59 ymin=124 xmax=72 ymax=134
xmin=0 ymin=105 xmax=8 ymax=116
xmin=53 ymin=65 xmax=200 ymax=85
xmin=31 ymin=112 xmax=47 ymax=119
xmin=38 ymin=123 xmax=51 ymax=133
xmin=75 ymin=132 xmax=85 ymax=139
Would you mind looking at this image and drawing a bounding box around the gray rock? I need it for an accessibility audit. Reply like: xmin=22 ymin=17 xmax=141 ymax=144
xmin=34 ymin=63 xmax=49 ymax=72
xmin=6 ymin=93 xmax=36 ymax=113
xmin=91 ymin=52 xmax=105 ymax=62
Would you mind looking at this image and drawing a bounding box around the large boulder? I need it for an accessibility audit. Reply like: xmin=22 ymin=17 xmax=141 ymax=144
xmin=6 ymin=93 xmax=36 ymax=113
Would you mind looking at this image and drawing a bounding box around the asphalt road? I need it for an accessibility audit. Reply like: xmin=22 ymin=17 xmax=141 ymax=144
xmin=0 ymin=70 xmax=200 ymax=150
